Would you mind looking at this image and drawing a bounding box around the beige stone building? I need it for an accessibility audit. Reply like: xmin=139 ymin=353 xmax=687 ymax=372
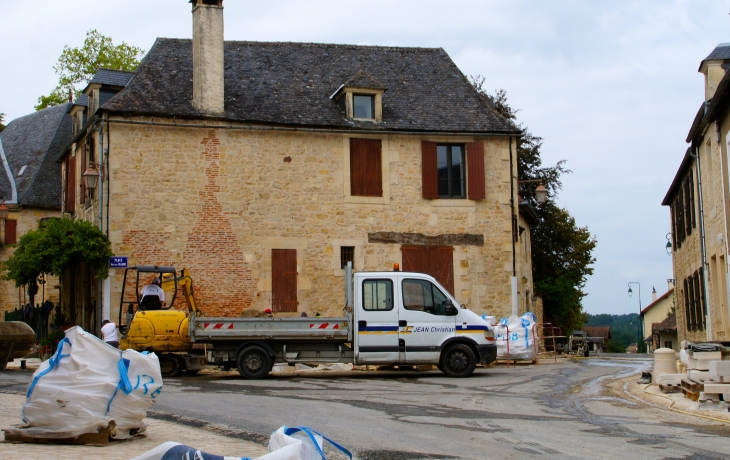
xmin=0 ymin=104 xmax=70 ymax=317
xmin=640 ymin=282 xmax=675 ymax=352
xmin=663 ymin=43 xmax=730 ymax=344
xmin=60 ymin=0 xmax=538 ymax=327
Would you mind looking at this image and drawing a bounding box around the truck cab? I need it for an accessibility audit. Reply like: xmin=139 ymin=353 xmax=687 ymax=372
xmin=353 ymin=271 xmax=496 ymax=377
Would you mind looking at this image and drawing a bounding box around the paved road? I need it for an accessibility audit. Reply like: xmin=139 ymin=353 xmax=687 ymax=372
xmin=3 ymin=357 xmax=730 ymax=459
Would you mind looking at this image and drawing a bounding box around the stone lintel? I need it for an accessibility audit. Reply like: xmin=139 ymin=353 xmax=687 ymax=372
xmin=368 ymin=232 xmax=484 ymax=246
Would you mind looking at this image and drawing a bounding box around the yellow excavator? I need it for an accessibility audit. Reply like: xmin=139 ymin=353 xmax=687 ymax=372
xmin=118 ymin=265 xmax=206 ymax=376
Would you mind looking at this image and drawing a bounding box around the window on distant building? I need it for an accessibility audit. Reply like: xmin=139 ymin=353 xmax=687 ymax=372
xmin=4 ymin=220 xmax=17 ymax=245
xmin=353 ymin=94 xmax=374 ymax=119
xmin=664 ymin=340 xmax=672 ymax=349
xmin=421 ymin=142 xmax=485 ymax=200
xmin=340 ymin=246 xmax=355 ymax=269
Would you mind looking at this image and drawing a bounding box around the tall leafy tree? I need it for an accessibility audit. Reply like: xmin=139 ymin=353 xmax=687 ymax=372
xmin=471 ymin=76 xmax=597 ymax=332
xmin=36 ymin=30 xmax=144 ymax=111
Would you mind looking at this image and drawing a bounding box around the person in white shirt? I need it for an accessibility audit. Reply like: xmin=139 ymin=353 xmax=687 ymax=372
xmin=140 ymin=278 xmax=165 ymax=309
xmin=101 ymin=320 xmax=119 ymax=348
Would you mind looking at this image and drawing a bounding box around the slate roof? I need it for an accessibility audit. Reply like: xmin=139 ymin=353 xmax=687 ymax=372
xmin=652 ymin=313 xmax=677 ymax=333
xmin=699 ymin=43 xmax=730 ymax=70
xmin=342 ymin=69 xmax=386 ymax=91
xmin=0 ymin=103 xmax=71 ymax=208
xmin=89 ymin=69 xmax=135 ymax=88
xmin=583 ymin=326 xmax=611 ymax=340
xmin=72 ymin=94 xmax=88 ymax=108
xmin=102 ymin=39 xmax=519 ymax=134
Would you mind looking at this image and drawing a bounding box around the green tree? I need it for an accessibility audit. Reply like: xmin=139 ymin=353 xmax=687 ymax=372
xmin=0 ymin=113 xmax=5 ymax=132
xmin=36 ymin=30 xmax=144 ymax=111
xmin=470 ymin=76 xmax=597 ymax=332
xmin=0 ymin=218 xmax=113 ymax=306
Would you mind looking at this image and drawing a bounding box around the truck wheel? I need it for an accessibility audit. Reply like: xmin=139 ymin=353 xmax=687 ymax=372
xmin=236 ymin=345 xmax=272 ymax=379
xmin=159 ymin=355 xmax=181 ymax=377
xmin=440 ymin=344 xmax=476 ymax=378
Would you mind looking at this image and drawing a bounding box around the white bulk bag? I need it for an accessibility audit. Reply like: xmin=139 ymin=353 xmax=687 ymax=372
xmin=21 ymin=326 xmax=163 ymax=439
xmin=493 ymin=312 xmax=537 ymax=360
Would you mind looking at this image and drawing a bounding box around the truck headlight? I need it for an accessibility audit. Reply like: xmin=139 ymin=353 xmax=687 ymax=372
xmin=484 ymin=329 xmax=495 ymax=341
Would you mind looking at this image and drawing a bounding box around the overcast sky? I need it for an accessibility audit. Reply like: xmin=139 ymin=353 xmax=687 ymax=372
xmin=1 ymin=1 xmax=727 ymax=315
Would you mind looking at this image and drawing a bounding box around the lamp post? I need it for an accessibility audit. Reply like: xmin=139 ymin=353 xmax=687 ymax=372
xmin=666 ymin=233 xmax=672 ymax=255
xmin=628 ymin=282 xmax=642 ymax=353
xmin=518 ymin=179 xmax=548 ymax=204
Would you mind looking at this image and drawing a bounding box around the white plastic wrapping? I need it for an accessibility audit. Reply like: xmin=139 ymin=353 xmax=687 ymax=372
xmin=132 ymin=426 xmax=352 ymax=460
xmin=20 ymin=326 xmax=163 ymax=439
xmin=493 ymin=312 xmax=537 ymax=361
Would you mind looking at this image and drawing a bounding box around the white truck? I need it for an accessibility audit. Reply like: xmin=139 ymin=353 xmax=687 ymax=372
xmin=195 ymin=265 xmax=497 ymax=378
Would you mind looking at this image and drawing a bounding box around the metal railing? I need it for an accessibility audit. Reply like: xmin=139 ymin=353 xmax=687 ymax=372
xmin=4 ymin=305 xmax=55 ymax=343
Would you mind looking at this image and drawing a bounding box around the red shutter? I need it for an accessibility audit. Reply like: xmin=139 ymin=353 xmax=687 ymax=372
xmin=350 ymin=138 xmax=382 ymax=197
xmin=66 ymin=155 xmax=76 ymax=212
xmin=421 ymin=141 xmax=438 ymax=199
xmin=401 ymin=246 xmax=427 ymax=273
xmin=466 ymin=141 xmax=485 ymax=200
xmin=272 ymin=249 xmax=297 ymax=312
xmin=4 ymin=220 xmax=17 ymax=245
xmin=79 ymin=145 xmax=87 ymax=204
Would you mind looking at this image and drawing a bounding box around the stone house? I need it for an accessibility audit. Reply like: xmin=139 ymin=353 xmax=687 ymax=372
xmin=663 ymin=43 xmax=730 ymax=344
xmin=639 ymin=282 xmax=675 ymax=352
xmin=0 ymin=103 xmax=71 ymax=315
xmin=59 ymin=0 xmax=539 ymax=326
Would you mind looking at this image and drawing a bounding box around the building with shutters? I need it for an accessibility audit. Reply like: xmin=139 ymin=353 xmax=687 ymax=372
xmin=0 ymin=103 xmax=72 ymax=315
xmin=663 ymin=42 xmax=730 ymax=344
xmin=59 ymin=0 xmax=540 ymax=324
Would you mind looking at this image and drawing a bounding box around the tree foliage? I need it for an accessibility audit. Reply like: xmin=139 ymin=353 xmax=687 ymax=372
xmin=0 ymin=218 xmax=113 ymax=287
xmin=36 ymin=30 xmax=144 ymax=111
xmin=470 ymin=76 xmax=597 ymax=332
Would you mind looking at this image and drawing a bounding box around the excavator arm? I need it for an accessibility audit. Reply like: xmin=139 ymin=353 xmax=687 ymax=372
xmin=161 ymin=268 xmax=199 ymax=314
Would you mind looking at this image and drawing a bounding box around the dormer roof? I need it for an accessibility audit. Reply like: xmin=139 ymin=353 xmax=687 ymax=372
xmin=89 ymin=69 xmax=135 ymax=89
xmin=342 ymin=70 xmax=387 ymax=91
xmin=699 ymin=43 xmax=730 ymax=71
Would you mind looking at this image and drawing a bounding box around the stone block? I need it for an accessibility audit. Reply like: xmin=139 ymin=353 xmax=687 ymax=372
xmin=656 ymin=373 xmax=685 ymax=383
xmin=709 ymin=360 xmax=730 ymax=377
xmin=688 ymin=370 xmax=711 ymax=381
xmin=687 ymin=358 xmax=710 ymax=370
xmin=699 ymin=392 xmax=721 ymax=401
xmin=702 ymin=383 xmax=730 ymax=394
xmin=692 ymin=351 xmax=722 ymax=360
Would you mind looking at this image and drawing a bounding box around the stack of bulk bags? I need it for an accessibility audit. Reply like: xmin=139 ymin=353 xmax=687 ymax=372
xmin=493 ymin=312 xmax=537 ymax=361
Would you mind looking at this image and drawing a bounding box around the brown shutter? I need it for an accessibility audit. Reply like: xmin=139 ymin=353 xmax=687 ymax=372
xmin=466 ymin=141 xmax=485 ymax=200
xmin=350 ymin=138 xmax=382 ymax=197
xmin=401 ymin=245 xmax=455 ymax=295
xmin=66 ymin=155 xmax=76 ymax=212
xmin=4 ymin=220 xmax=17 ymax=245
xmin=272 ymin=249 xmax=297 ymax=312
xmin=79 ymin=145 xmax=87 ymax=204
xmin=421 ymin=141 xmax=438 ymax=199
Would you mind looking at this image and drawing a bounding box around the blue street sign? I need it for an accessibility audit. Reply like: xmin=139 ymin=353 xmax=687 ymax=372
xmin=110 ymin=256 xmax=128 ymax=268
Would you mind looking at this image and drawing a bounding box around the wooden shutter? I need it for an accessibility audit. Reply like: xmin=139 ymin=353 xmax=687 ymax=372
xmin=421 ymin=141 xmax=438 ymax=199
xmin=4 ymin=220 xmax=17 ymax=245
xmin=350 ymin=138 xmax=382 ymax=197
xmin=401 ymin=245 xmax=455 ymax=295
xmin=466 ymin=141 xmax=485 ymax=200
xmin=79 ymin=145 xmax=87 ymax=204
xmin=272 ymin=249 xmax=297 ymax=312
xmin=66 ymin=155 xmax=76 ymax=212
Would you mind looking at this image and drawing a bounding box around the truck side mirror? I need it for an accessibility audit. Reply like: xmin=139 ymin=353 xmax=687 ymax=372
xmin=445 ymin=304 xmax=457 ymax=316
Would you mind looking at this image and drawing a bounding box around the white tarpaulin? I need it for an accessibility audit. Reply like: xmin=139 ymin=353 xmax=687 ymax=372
xmin=493 ymin=312 xmax=537 ymax=361
xmin=19 ymin=326 xmax=163 ymax=439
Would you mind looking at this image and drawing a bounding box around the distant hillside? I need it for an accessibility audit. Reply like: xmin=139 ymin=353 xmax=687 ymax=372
xmin=586 ymin=313 xmax=642 ymax=352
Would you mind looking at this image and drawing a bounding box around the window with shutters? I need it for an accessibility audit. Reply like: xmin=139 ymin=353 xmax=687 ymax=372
xmin=344 ymin=137 xmax=390 ymax=204
xmin=272 ymin=249 xmax=297 ymax=312
xmin=4 ymin=220 xmax=17 ymax=245
xmin=683 ymin=268 xmax=706 ymax=331
xmin=65 ymin=154 xmax=76 ymax=213
xmin=401 ymin=245 xmax=455 ymax=295
xmin=670 ymin=170 xmax=696 ymax=250
xmin=422 ymin=141 xmax=485 ymax=201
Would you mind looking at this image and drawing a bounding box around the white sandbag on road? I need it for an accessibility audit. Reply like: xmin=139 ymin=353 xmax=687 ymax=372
xmin=493 ymin=312 xmax=538 ymax=361
xmin=132 ymin=426 xmax=352 ymax=460
xmin=19 ymin=326 xmax=162 ymax=439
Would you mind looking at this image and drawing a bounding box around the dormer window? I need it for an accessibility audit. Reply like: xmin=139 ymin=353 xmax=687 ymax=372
xmin=353 ymin=94 xmax=375 ymax=119
xmin=331 ymin=70 xmax=386 ymax=122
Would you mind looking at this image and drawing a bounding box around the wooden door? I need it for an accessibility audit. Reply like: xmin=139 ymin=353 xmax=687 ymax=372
xmin=401 ymin=245 xmax=455 ymax=295
xmin=272 ymin=249 xmax=297 ymax=312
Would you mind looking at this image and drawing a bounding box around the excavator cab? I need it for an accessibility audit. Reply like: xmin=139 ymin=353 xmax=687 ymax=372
xmin=119 ymin=265 xmax=178 ymax=328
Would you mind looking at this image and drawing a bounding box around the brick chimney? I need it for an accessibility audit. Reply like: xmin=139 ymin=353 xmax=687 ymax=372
xmin=652 ymin=286 xmax=657 ymax=303
xmin=191 ymin=0 xmax=224 ymax=115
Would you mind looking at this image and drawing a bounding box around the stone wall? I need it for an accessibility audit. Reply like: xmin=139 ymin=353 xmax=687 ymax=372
xmin=75 ymin=117 xmax=528 ymax=324
xmin=0 ymin=207 xmax=61 ymax=316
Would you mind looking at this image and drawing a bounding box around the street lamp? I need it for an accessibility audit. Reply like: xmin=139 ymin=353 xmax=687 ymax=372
xmin=628 ymin=282 xmax=642 ymax=353
xmin=518 ymin=179 xmax=548 ymax=204
xmin=665 ymin=233 xmax=672 ymax=255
